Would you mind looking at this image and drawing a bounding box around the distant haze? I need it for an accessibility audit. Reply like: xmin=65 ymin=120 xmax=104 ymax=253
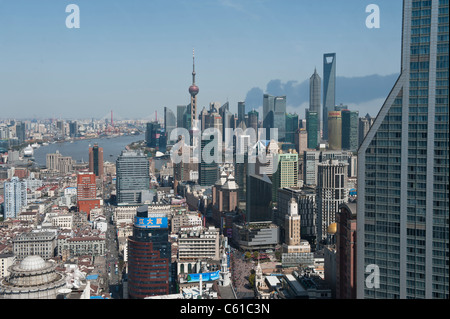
xmin=245 ymin=73 xmax=399 ymax=118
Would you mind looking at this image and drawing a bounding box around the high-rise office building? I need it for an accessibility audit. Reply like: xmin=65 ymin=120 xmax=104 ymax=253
xmin=219 ymin=102 xmax=232 ymax=142
xmin=116 ymin=150 xmax=150 ymax=204
xmin=263 ymin=93 xmax=275 ymax=131
xmin=263 ymin=94 xmax=286 ymax=141
xmin=246 ymin=173 xmax=273 ymax=223
xmin=306 ymin=110 xmax=319 ymax=149
xmin=294 ymin=128 xmax=308 ymax=157
xmin=76 ymin=172 xmax=101 ymax=219
xmin=177 ymin=105 xmax=187 ymax=129
xmin=357 ymin=0 xmax=449 ymax=299
xmin=285 ymin=113 xmax=299 ymax=144
xmin=336 ymin=202 xmax=357 ymax=299
xmin=271 ymin=152 xmax=299 ymax=203
xmin=341 ymin=110 xmax=359 ymax=152
xmin=247 ymin=109 xmax=259 ymax=136
xmin=56 ymin=120 xmax=65 ymax=136
xmin=310 ymin=68 xmax=321 ymax=136
xmin=274 ymin=96 xmax=287 ymax=141
xmin=327 ymin=111 xmax=342 ymax=150
xmin=316 ymin=160 xmax=348 ymax=244
xmin=146 ymin=121 xmax=165 ymax=150
xmin=235 ymin=134 xmax=250 ymax=208
xmin=358 ymin=115 xmax=374 ymax=147
xmin=304 ymin=150 xmax=352 ymax=186
xmin=15 ymin=122 xmax=26 ymax=144
xmin=4 ymin=177 xmax=27 ymax=219
xmin=77 ymin=172 xmax=96 ymax=200
xmin=69 ymin=121 xmax=78 ymax=138
xmin=323 ymin=53 xmax=336 ymax=141
xmin=127 ymin=205 xmax=171 ymax=298
xmin=278 ymin=187 xmax=317 ymax=246
xmin=164 ymin=107 xmax=177 ymax=143
xmin=237 ymin=101 xmax=246 ymax=127
xmin=198 ymin=132 xmax=219 ymax=187
xmin=198 ymin=107 xmax=208 ymax=132
xmin=89 ymin=144 xmax=103 ymax=178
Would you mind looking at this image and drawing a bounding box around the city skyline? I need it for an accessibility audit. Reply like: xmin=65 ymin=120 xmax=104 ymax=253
xmin=0 ymin=0 xmax=448 ymax=302
xmin=0 ymin=0 xmax=403 ymax=120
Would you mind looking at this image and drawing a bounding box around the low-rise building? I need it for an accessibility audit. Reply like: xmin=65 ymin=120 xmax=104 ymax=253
xmin=13 ymin=231 xmax=57 ymax=261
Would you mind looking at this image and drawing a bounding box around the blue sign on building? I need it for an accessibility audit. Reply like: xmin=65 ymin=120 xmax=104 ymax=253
xmin=186 ymin=270 xmax=220 ymax=283
xmin=134 ymin=216 xmax=168 ymax=229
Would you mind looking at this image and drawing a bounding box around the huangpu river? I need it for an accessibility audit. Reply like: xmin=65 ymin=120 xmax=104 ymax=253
xmin=33 ymin=134 xmax=144 ymax=167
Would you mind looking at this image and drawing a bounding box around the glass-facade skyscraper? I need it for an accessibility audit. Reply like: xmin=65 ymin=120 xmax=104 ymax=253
xmin=341 ymin=109 xmax=359 ymax=152
xmin=285 ymin=113 xmax=299 ymax=144
xmin=263 ymin=94 xmax=286 ymax=141
xmin=323 ymin=53 xmax=336 ymax=141
xmin=198 ymin=132 xmax=219 ymax=186
xmin=357 ymin=0 xmax=449 ymax=299
xmin=309 ymin=68 xmax=321 ymax=139
xmin=116 ymin=150 xmax=150 ymax=204
xmin=306 ymin=110 xmax=319 ymax=149
xmin=164 ymin=106 xmax=176 ymax=143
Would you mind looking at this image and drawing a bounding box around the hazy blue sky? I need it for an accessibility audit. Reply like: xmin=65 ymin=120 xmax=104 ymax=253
xmin=0 ymin=0 xmax=403 ymax=120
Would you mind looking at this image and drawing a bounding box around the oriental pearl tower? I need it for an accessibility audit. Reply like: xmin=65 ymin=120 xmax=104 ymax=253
xmin=189 ymin=49 xmax=199 ymax=129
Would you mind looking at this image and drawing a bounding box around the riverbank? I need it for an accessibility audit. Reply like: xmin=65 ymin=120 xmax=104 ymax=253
xmin=33 ymin=133 xmax=144 ymax=167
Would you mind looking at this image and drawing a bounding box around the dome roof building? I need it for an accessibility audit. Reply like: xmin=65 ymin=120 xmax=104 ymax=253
xmin=0 ymin=255 xmax=67 ymax=299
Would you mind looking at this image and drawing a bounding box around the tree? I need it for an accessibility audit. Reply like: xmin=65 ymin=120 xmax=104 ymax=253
xmin=253 ymin=251 xmax=259 ymax=260
xmin=248 ymin=273 xmax=255 ymax=288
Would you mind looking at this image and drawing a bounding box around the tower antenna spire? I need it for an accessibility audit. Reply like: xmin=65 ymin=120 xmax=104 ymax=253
xmin=192 ymin=48 xmax=196 ymax=84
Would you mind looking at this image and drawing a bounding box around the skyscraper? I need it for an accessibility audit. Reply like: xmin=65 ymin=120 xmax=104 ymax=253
xmin=246 ymin=173 xmax=273 ymax=223
xmin=198 ymin=131 xmax=219 ymax=187
xmin=357 ymin=0 xmax=449 ymax=299
xmin=323 ymin=53 xmax=336 ymax=141
xmin=15 ymin=122 xmax=26 ymax=144
xmin=4 ymin=177 xmax=27 ymax=219
xmin=76 ymin=171 xmax=101 ymax=219
xmin=247 ymin=109 xmax=259 ymax=136
xmin=76 ymin=172 xmax=96 ymax=200
xmin=285 ymin=113 xmax=299 ymax=144
xmin=69 ymin=121 xmax=78 ymax=138
xmin=327 ymin=111 xmax=342 ymax=150
xmin=89 ymin=144 xmax=103 ymax=178
xmin=116 ymin=150 xmax=150 ymax=204
xmin=271 ymin=151 xmax=299 ymax=204
xmin=237 ymin=101 xmax=246 ymax=127
xmin=147 ymin=121 xmax=166 ymax=151
xmin=336 ymin=202 xmax=357 ymax=299
xmin=310 ymin=68 xmax=321 ymax=137
xmin=219 ymin=102 xmax=232 ymax=142
xmin=177 ymin=105 xmax=187 ymax=129
xmin=274 ymin=96 xmax=287 ymax=141
xmin=164 ymin=107 xmax=177 ymax=143
xmin=341 ymin=109 xmax=359 ymax=152
xmin=263 ymin=94 xmax=287 ymax=141
xmin=127 ymin=205 xmax=171 ymax=298
xmin=306 ymin=110 xmax=319 ymax=149
xmin=358 ymin=114 xmax=374 ymax=147
xmin=316 ymin=160 xmax=348 ymax=244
